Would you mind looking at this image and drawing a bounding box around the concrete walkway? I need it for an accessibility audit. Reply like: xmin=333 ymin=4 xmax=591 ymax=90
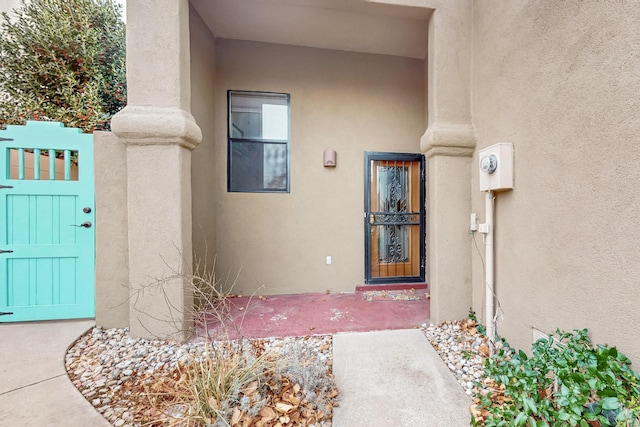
xmin=0 ymin=320 xmax=110 ymax=427
xmin=333 ymin=329 xmax=471 ymax=426
xmin=0 ymin=322 xmax=470 ymax=426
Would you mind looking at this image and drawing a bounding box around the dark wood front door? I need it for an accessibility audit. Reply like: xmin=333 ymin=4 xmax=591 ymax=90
xmin=364 ymin=152 xmax=425 ymax=284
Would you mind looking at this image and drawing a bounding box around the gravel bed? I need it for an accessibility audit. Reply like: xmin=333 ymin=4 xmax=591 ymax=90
xmin=422 ymin=319 xmax=494 ymax=397
xmin=67 ymin=320 xmax=492 ymax=426
xmin=66 ymin=327 xmax=333 ymax=427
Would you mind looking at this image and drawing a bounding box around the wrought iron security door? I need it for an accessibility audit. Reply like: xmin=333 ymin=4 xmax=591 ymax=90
xmin=0 ymin=121 xmax=95 ymax=322
xmin=364 ymin=152 xmax=425 ymax=284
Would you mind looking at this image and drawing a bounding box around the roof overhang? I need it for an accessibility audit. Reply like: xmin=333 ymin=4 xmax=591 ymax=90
xmin=190 ymin=0 xmax=431 ymax=59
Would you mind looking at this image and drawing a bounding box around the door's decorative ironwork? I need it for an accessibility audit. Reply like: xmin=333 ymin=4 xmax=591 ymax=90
xmin=373 ymin=213 xmax=420 ymax=225
xmin=377 ymin=166 xmax=410 ymax=263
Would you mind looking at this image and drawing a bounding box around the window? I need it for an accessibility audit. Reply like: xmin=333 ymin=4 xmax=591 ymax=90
xmin=228 ymin=90 xmax=290 ymax=192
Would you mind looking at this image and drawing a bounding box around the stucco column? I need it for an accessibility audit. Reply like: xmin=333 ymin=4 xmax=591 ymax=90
xmin=421 ymin=1 xmax=475 ymax=323
xmin=111 ymin=0 xmax=202 ymax=340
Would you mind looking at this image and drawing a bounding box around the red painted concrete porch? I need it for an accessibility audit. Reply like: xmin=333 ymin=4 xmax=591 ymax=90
xmin=200 ymin=288 xmax=430 ymax=339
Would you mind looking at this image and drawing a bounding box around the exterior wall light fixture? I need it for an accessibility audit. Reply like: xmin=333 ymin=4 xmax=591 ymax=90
xmin=323 ymin=149 xmax=336 ymax=167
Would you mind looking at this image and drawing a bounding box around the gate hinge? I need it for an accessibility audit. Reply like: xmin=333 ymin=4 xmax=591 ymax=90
xmin=0 ymin=249 xmax=14 ymax=254
xmin=0 ymin=312 xmax=14 ymax=316
xmin=0 ymin=185 xmax=14 ymax=189
xmin=0 ymin=137 xmax=14 ymax=142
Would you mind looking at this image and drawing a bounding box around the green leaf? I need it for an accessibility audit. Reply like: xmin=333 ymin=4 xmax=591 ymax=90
xmin=514 ymin=412 xmax=528 ymax=426
xmin=598 ymin=388 xmax=617 ymax=398
xmin=584 ymin=411 xmax=597 ymax=421
xmin=601 ymin=397 xmax=620 ymax=411
xmin=523 ymin=397 xmax=538 ymax=415
xmin=570 ymin=404 xmax=582 ymax=416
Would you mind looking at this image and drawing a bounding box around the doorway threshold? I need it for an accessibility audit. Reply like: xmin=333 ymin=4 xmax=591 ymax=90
xmin=356 ymin=283 xmax=428 ymax=292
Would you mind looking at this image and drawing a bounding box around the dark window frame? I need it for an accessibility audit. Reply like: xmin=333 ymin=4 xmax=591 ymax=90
xmin=227 ymin=90 xmax=291 ymax=193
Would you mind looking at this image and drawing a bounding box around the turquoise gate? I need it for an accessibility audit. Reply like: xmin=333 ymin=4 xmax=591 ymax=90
xmin=0 ymin=121 xmax=95 ymax=322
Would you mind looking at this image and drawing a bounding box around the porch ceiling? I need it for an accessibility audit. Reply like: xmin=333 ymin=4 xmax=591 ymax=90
xmin=190 ymin=0 xmax=431 ymax=59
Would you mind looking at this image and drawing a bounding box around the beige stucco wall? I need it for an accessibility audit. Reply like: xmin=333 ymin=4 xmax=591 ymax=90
xmin=421 ymin=0 xmax=475 ymax=324
xmin=209 ymin=39 xmax=425 ymax=295
xmin=190 ymin=6 xmax=218 ymax=270
xmin=112 ymin=0 xmax=200 ymax=340
xmin=94 ymin=131 xmax=129 ymax=328
xmin=471 ymin=1 xmax=640 ymax=363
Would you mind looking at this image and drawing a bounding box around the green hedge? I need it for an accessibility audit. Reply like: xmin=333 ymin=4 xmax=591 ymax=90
xmin=0 ymin=0 xmax=126 ymax=132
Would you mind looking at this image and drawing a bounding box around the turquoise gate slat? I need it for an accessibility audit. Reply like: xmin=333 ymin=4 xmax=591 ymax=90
xmin=0 ymin=121 xmax=95 ymax=322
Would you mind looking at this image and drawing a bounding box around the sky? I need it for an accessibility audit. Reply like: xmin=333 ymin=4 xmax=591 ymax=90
xmin=114 ymin=0 xmax=126 ymax=22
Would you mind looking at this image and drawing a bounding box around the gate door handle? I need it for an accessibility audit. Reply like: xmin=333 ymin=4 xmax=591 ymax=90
xmin=369 ymin=214 xmax=375 ymax=225
xmin=71 ymin=221 xmax=92 ymax=228
xmin=0 ymin=249 xmax=13 ymax=254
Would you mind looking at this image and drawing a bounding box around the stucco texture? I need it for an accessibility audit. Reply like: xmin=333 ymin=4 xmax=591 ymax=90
xmin=94 ymin=131 xmax=129 ymax=328
xmin=190 ymin=5 xmax=218 ymax=270
xmin=471 ymin=1 xmax=640 ymax=363
xmin=206 ymin=39 xmax=426 ymax=295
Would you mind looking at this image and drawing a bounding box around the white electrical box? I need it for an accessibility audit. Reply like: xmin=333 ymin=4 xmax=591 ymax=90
xmin=479 ymin=143 xmax=514 ymax=192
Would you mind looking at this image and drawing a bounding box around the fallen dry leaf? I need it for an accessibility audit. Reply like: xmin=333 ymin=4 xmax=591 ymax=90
xmin=259 ymin=406 xmax=277 ymax=422
xmin=242 ymin=381 xmax=258 ymax=396
xmin=231 ymin=407 xmax=242 ymax=426
xmin=288 ymin=396 xmax=301 ymax=406
xmin=478 ymin=343 xmax=490 ymax=357
xmin=275 ymin=402 xmax=294 ymax=413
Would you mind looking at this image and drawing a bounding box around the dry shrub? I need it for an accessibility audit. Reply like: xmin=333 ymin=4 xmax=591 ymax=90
xmin=129 ymin=338 xmax=337 ymax=426
xmin=127 ymin=249 xmax=338 ymax=426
